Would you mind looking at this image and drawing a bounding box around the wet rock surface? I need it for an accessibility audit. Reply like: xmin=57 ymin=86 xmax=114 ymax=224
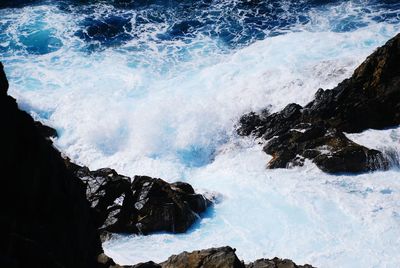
xmin=67 ymin=162 xmax=213 ymax=235
xmin=238 ymin=33 xmax=400 ymax=173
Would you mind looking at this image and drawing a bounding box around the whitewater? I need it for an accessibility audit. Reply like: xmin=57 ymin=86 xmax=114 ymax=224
xmin=1 ymin=0 xmax=400 ymax=267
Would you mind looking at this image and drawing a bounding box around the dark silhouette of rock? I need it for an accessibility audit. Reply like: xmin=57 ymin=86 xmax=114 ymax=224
xmin=67 ymin=163 xmax=213 ymax=235
xmin=34 ymin=121 xmax=58 ymax=139
xmin=237 ymin=33 xmax=400 ymax=173
xmin=0 ymin=63 xmax=112 ymax=267
xmin=0 ymin=62 xmax=8 ymax=95
xmin=128 ymin=261 xmax=161 ymax=268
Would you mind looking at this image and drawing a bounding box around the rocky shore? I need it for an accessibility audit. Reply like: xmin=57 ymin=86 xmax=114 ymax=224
xmin=129 ymin=247 xmax=314 ymax=268
xmin=237 ymin=33 xmax=400 ymax=174
xmin=0 ymin=62 xmax=312 ymax=267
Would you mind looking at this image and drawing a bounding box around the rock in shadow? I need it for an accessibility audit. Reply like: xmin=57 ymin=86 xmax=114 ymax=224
xmin=0 ymin=61 xmax=112 ymax=267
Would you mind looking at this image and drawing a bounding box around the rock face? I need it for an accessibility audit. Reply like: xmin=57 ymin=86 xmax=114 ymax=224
xmin=67 ymin=163 xmax=213 ymax=235
xmin=246 ymin=258 xmax=314 ymax=268
xmin=0 ymin=63 xmax=110 ymax=267
xmin=238 ymin=33 xmax=400 ymax=173
xmin=161 ymin=247 xmax=243 ymax=268
xmin=123 ymin=247 xmax=314 ymax=268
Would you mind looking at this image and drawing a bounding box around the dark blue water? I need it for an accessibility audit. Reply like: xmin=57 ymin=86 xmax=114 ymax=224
xmin=1 ymin=0 xmax=400 ymax=55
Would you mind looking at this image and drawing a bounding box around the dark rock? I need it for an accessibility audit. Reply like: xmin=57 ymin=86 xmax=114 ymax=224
xmin=69 ymin=165 xmax=213 ymax=235
xmin=126 ymin=261 xmax=161 ymax=268
xmin=246 ymin=257 xmax=315 ymax=268
xmin=171 ymin=181 xmax=195 ymax=194
xmin=0 ymin=62 xmax=8 ymax=96
xmin=303 ymin=33 xmax=400 ymax=132
xmin=237 ymin=112 xmax=265 ymax=137
xmin=237 ymin=33 xmax=400 ymax=173
xmin=0 ymin=63 xmax=107 ymax=267
xmin=34 ymin=121 xmax=58 ymax=139
xmin=160 ymin=247 xmax=244 ymax=268
xmin=263 ymin=125 xmax=387 ymax=173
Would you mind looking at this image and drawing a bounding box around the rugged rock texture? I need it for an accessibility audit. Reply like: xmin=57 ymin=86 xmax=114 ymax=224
xmin=123 ymin=247 xmax=314 ymax=268
xmin=246 ymin=257 xmax=314 ymax=268
xmin=66 ymin=162 xmax=213 ymax=235
xmin=0 ymin=63 xmax=112 ymax=267
xmin=238 ymin=33 xmax=400 ymax=173
xmin=161 ymin=247 xmax=243 ymax=268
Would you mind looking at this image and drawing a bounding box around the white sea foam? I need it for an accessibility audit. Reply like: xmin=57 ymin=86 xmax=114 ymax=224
xmin=347 ymin=127 xmax=400 ymax=167
xmin=2 ymin=1 xmax=400 ymax=267
xmin=7 ymin=24 xmax=399 ymax=178
xmin=104 ymin=142 xmax=400 ymax=267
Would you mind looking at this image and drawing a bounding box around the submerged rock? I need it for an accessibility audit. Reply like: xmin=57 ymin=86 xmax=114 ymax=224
xmin=67 ymin=163 xmax=213 ymax=235
xmin=237 ymin=33 xmax=400 ymax=173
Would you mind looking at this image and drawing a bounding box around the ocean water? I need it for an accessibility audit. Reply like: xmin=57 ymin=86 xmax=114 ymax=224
xmin=1 ymin=0 xmax=400 ymax=267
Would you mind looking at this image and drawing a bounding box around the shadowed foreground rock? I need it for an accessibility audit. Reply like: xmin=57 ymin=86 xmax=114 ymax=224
xmin=238 ymin=33 xmax=400 ymax=173
xmin=124 ymin=247 xmax=314 ymax=268
xmin=66 ymin=163 xmax=214 ymax=235
xmin=0 ymin=63 xmax=113 ymax=267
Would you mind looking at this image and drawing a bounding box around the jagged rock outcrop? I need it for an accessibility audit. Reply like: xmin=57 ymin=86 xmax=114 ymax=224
xmin=238 ymin=33 xmax=400 ymax=173
xmin=0 ymin=63 xmax=113 ymax=267
xmin=246 ymin=257 xmax=314 ymax=268
xmin=123 ymin=247 xmax=314 ymax=268
xmin=66 ymin=163 xmax=214 ymax=235
xmin=161 ymin=247 xmax=243 ymax=268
